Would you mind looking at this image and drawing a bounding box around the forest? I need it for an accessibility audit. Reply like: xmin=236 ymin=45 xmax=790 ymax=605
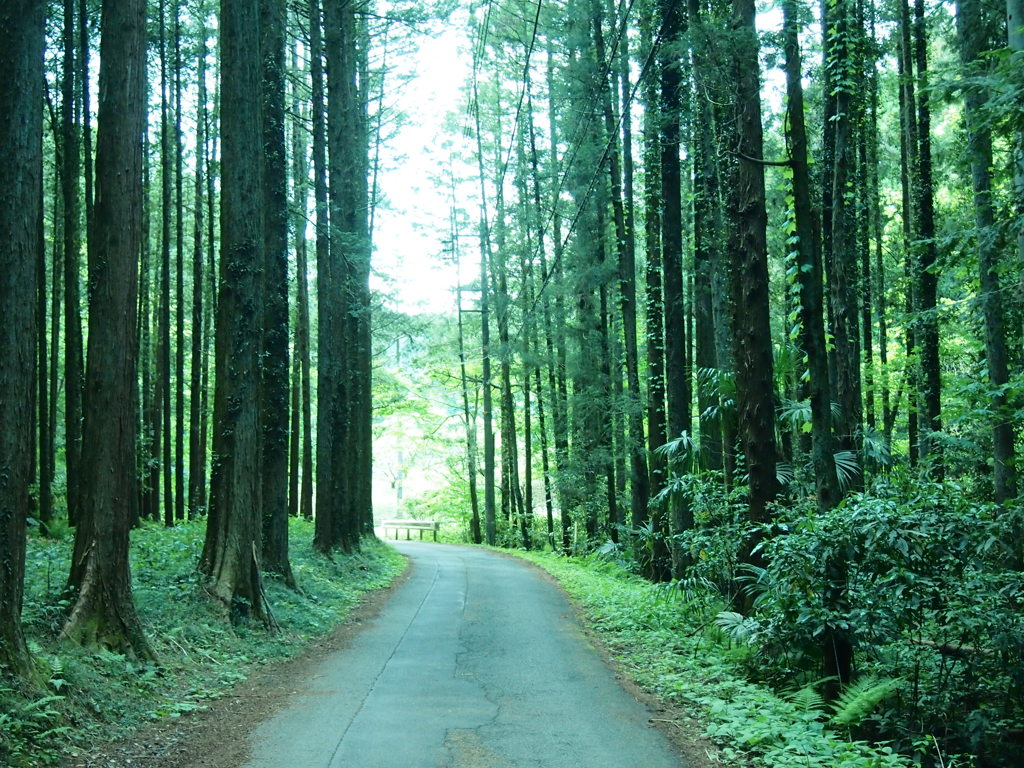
xmin=0 ymin=0 xmax=1022 ymax=764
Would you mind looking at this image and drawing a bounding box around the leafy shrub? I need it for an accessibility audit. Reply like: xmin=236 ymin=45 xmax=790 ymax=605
xmin=748 ymin=479 xmax=1024 ymax=764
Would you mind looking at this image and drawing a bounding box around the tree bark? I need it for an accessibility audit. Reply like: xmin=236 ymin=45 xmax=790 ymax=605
xmin=0 ymin=0 xmax=45 ymax=678
xmin=63 ymin=0 xmax=155 ymax=658
xmin=173 ymin=2 xmax=185 ymax=524
xmin=783 ymin=0 xmax=840 ymax=514
xmin=640 ymin=0 xmax=670 ymax=579
xmin=260 ymin=0 xmax=295 ymax=585
xmin=786 ymin=0 xmax=849 ymax=694
xmin=596 ymin=3 xmax=650 ymax=534
xmin=823 ymin=0 xmax=863 ymax=467
xmin=189 ymin=11 xmax=209 ymax=519
xmin=659 ymin=0 xmax=690 ymax=447
xmin=63 ymin=0 xmax=85 ymax=530
xmin=203 ymin=0 xmax=274 ymax=625
xmin=309 ymin=0 xmax=331 ymax=545
xmin=912 ymin=0 xmax=943 ymax=475
xmin=1008 ymin=0 xmax=1024 ymax=348
xmin=689 ymin=0 xmax=725 ymax=475
xmin=957 ymin=0 xmax=1017 ymax=502
xmin=727 ymin=0 xmax=779 ymax=563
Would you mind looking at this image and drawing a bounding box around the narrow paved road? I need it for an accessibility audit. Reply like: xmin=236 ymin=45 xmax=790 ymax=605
xmin=245 ymin=542 xmax=685 ymax=768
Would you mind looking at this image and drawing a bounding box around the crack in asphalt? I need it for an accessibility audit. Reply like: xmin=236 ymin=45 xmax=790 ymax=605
xmin=327 ymin=558 xmax=442 ymax=766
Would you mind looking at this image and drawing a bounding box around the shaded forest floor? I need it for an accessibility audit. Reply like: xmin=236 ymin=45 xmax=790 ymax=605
xmin=65 ymin=563 xmax=412 ymax=768
xmin=1 ymin=519 xmax=406 ymax=767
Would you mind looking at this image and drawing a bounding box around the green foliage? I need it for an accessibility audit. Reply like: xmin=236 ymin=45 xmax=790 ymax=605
xmin=830 ymin=676 xmax=901 ymax=729
xmin=744 ymin=479 xmax=1024 ymax=762
xmin=513 ymin=550 xmax=919 ymax=768
xmin=3 ymin=519 xmax=404 ymax=766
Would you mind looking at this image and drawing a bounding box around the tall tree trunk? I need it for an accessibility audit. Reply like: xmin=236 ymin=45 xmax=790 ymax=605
xmin=544 ymin=49 xmax=571 ymax=552
xmin=158 ymin=0 xmax=173 ymax=527
xmin=203 ymin=0 xmax=274 ymax=625
xmin=785 ymin=0 xmax=849 ymax=694
xmin=957 ymin=0 xmax=1017 ymax=502
xmin=896 ymin=4 xmax=919 ymax=464
xmin=455 ymin=232 xmax=482 ymax=544
xmin=523 ymin=86 xmax=557 ymax=548
xmin=37 ymin=159 xmax=52 ymax=535
xmin=866 ymin=18 xmax=891 ymax=448
xmin=173 ymin=2 xmax=185 ymax=523
xmin=0 ymin=0 xmax=45 ymax=678
xmin=260 ymin=0 xmax=295 ymax=584
xmin=659 ymin=0 xmax=690 ymax=447
xmin=912 ymin=0 xmax=942 ymax=475
xmin=1008 ymin=0 xmax=1024 ymax=347
xmin=823 ymin=0 xmax=863 ymax=468
xmin=728 ymin=0 xmax=779 ymax=571
xmin=288 ymin=37 xmax=314 ymax=522
xmin=63 ymin=0 xmax=85 ymax=530
xmin=189 ymin=10 xmax=209 ymax=519
xmin=493 ymin=166 xmax=525 ymax=539
xmin=63 ymin=0 xmax=155 ymax=658
xmin=79 ymin=0 xmax=93 ymax=240
xmin=309 ymin=0 xmax=330 ymax=542
xmin=783 ymin=0 xmax=840 ymax=515
xmin=596 ymin=4 xmax=650 ymax=533
xmin=321 ymin=0 xmax=365 ymax=552
xmin=641 ymin=0 xmax=670 ymax=579
xmin=689 ymin=0 xmax=725 ymax=475
xmin=46 ymin=171 xmax=61 ymax=537
xmin=471 ymin=69 xmax=498 ymax=547
xmin=140 ymin=124 xmax=159 ymax=523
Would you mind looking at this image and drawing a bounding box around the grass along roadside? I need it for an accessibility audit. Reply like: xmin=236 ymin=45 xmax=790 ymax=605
xmin=1 ymin=518 xmax=405 ymax=768
xmin=513 ymin=550 xmax=920 ymax=768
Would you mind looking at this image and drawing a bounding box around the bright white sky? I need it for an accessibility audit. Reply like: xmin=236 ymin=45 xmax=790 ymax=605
xmin=372 ymin=17 xmax=474 ymax=316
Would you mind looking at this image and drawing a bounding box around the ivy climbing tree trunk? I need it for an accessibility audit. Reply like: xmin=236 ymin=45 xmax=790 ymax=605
xmin=822 ymin=0 xmax=863 ymax=469
xmin=727 ymin=0 xmax=779 ymax=576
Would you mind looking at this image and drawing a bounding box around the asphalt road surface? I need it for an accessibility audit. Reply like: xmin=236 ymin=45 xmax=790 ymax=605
xmin=244 ymin=542 xmax=685 ymax=768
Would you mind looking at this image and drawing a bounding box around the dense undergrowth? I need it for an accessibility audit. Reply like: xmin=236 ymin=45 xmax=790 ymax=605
xmin=516 ymin=541 xmax=1007 ymax=768
xmin=0 ymin=519 xmax=405 ymax=768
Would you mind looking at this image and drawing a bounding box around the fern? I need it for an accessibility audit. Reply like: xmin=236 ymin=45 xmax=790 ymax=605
xmin=784 ymin=679 xmax=829 ymax=716
xmin=830 ymin=675 xmax=901 ymax=728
